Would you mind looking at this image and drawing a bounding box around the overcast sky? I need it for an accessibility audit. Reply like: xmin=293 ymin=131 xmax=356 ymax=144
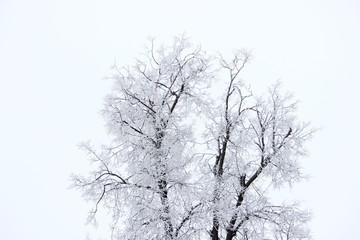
xmin=1 ymin=0 xmax=359 ymax=239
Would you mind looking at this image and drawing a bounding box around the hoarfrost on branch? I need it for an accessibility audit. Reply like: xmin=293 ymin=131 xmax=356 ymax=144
xmin=72 ymin=36 xmax=315 ymax=240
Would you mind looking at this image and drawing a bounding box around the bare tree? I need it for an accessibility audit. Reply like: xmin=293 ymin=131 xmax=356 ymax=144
xmin=72 ymin=36 xmax=314 ymax=240
xmin=206 ymin=52 xmax=313 ymax=240
xmin=72 ymin=36 xmax=212 ymax=239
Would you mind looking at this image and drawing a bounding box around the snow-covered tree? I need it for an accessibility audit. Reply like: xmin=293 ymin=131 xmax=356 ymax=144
xmin=205 ymin=52 xmax=314 ymax=240
xmin=72 ymin=36 xmax=314 ymax=240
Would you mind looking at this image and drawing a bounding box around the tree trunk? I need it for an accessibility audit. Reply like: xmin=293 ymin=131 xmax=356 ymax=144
xmin=159 ymin=178 xmax=174 ymax=239
xmin=210 ymin=176 xmax=221 ymax=240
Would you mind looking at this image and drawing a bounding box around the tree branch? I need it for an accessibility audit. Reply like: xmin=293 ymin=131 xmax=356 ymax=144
xmin=175 ymin=203 xmax=202 ymax=237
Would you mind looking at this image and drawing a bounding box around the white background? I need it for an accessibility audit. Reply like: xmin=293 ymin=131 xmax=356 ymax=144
xmin=1 ymin=0 xmax=359 ymax=239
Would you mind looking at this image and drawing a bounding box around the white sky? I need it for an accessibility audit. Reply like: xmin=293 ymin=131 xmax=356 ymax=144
xmin=1 ymin=0 xmax=359 ymax=239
